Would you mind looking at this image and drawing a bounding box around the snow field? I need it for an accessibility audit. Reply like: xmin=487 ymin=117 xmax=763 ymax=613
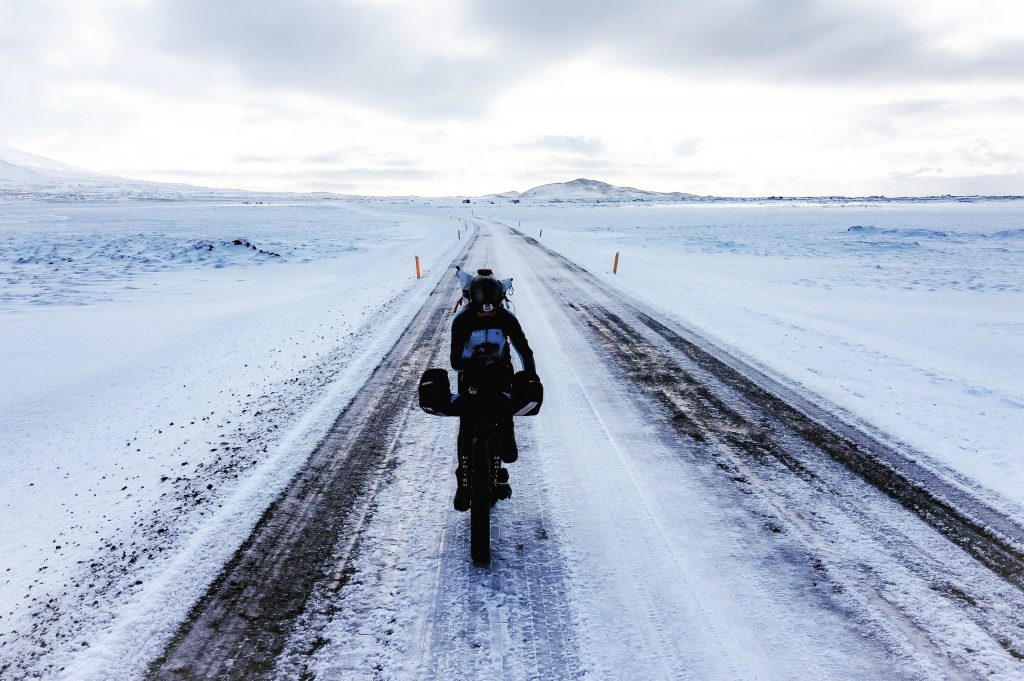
xmin=490 ymin=200 xmax=1024 ymax=511
xmin=0 ymin=199 xmax=465 ymax=678
xmin=3 ymin=196 xmax=1023 ymax=678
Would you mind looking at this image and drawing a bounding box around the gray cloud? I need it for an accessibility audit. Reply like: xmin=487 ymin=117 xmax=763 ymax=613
xmin=883 ymin=172 xmax=1024 ymax=196
xmin=674 ymin=138 xmax=702 ymax=156
xmin=6 ymin=0 xmax=1024 ymax=129
xmin=521 ymin=135 xmax=604 ymax=156
xmin=291 ymin=167 xmax=435 ymax=181
xmin=379 ymin=156 xmax=420 ymax=167
xmin=295 ymin=180 xmax=359 ymax=192
xmin=877 ymin=99 xmax=954 ymax=117
xmin=236 ymin=154 xmax=287 ymax=163
xmin=854 ymin=96 xmax=1024 ymax=140
xmin=302 ymin=151 xmax=347 ymax=164
xmin=958 ymin=141 xmax=1022 ymax=167
xmin=139 ymin=166 xmax=433 ymax=182
xmin=469 ymin=0 xmax=1024 ymax=85
xmin=151 ymin=0 xmax=510 ymax=117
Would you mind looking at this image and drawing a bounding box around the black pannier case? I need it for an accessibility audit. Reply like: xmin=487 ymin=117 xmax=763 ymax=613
xmin=418 ymin=368 xmax=543 ymax=417
xmin=510 ymin=371 xmax=543 ymax=416
xmin=419 ymin=368 xmax=458 ymax=416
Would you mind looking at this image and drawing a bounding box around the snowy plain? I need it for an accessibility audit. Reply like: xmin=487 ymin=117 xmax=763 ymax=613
xmin=1 ymin=189 xmax=1023 ymax=678
xmin=0 ymin=197 xmax=465 ymax=677
xmin=488 ymin=200 xmax=1024 ymax=513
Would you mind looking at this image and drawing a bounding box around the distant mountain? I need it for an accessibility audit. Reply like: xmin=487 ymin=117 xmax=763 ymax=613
xmin=493 ymin=178 xmax=701 ymax=201
xmin=0 ymin=146 xmax=115 ymax=185
xmin=0 ymin=146 xmax=270 ymax=202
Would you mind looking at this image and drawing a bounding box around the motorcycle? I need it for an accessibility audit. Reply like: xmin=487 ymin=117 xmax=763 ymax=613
xmin=419 ymin=367 xmax=542 ymax=564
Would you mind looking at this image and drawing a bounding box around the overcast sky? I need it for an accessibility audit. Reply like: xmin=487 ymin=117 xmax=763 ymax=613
xmin=2 ymin=0 xmax=1023 ymax=196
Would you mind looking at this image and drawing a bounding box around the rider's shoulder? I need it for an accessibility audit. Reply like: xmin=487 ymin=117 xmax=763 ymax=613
xmin=497 ymin=306 xmax=520 ymax=322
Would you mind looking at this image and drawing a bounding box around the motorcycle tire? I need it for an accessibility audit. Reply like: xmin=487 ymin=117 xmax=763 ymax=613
xmin=470 ymin=435 xmax=492 ymax=564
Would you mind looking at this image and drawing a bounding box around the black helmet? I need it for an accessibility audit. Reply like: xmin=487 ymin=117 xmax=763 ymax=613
xmin=469 ymin=275 xmax=503 ymax=311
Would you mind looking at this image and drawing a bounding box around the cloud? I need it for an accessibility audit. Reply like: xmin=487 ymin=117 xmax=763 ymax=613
xmin=302 ymin=151 xmax=346 ymax=164
xmin=7 ymin=1 xmax=1024 ymax=129
xmin=295 ymin=179 xmax=359 ymax=192
xmin=674 ymin=138 xmax=702 ymax=156
xmin=292 ymin=167 xmax=435 ymax=181
xmin=150 ymin=0 xmax=512 ymax=117
xmin=958 ymin=140 xmax=1022 ymax=167
xmin=139 ymin=166 xmax=433 ymax=182
xmin=521 ymin=136 xmax=604 ymax=155
xmin=236 ymin=154 xmax=287 ymax=163
xmin=883 ymin=171 xmax=1024 ymax=196
xmin=469 ymin=0 xmax=1024 ymax=85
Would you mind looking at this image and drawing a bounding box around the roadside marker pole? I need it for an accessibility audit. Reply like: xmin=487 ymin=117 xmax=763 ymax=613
xmin=458 ymin=229 xmax=461 ymax=239
xmin=613 ymin=251 xmax=619 ymax=274
xmin=415 ymin=255 xmax=421 ymax=279
xmin=539 ymin=228 xmax=543 ymax=238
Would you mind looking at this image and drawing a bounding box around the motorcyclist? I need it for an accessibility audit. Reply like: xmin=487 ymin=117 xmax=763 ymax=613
xmin=450 ymin=268 xmax=536 ymax=511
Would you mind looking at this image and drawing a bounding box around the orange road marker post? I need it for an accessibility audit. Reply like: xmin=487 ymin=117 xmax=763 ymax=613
xmin=613 ymin=251 xmax=619 ymax=274
xmin=415 ymin=255 xmax=421 ymax=279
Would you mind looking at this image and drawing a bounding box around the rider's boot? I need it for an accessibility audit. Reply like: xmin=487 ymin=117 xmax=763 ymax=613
xmin=453 ymin=483 xmax=471 ymax=512
xmin=500 ymin=416 xmax=518 ymax=463
xmin=492 ymin=465 xmax=512 ymax=502
xmin=492 ymin=483 xmax=512 ymax=502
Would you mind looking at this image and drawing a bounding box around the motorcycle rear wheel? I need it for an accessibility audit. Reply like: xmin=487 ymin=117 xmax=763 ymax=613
xmin=470 ymin=435 xmax=492 ymax=564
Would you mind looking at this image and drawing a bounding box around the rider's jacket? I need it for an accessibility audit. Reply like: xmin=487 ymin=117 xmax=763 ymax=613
xmin=450 ymin=306 xmax=536 ymax=376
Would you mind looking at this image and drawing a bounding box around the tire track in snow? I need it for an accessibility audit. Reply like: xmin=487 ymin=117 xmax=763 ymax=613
xmin=418 ymin=432 xmax=583 ymax=681
xmin=415 ymin=225 xmax=583 ymax=681
xmin=503 ymin=222 xmax=1024 ymax=678
xmin=500 ymin=224 xmax=778 ymax=679
xmin=147 ymin=230 xmax=481 ymax=679
xmin=265 ymin=224 xmax=583 ymax=681
xmin=514 ymin=227 xmax=1024 ymax=588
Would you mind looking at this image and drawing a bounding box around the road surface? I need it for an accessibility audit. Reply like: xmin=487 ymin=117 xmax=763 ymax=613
xmin=149 ymin=220 xmax=1024 ymax=680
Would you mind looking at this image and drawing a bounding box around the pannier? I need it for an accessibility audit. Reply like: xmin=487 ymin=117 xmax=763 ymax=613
xmin=418 ymin=368 xmax=543 ymax=417
xmin=418 ymin=368 xmax=459 ymax=416
xmin=510 ymin=371 xmax=543 ymax=416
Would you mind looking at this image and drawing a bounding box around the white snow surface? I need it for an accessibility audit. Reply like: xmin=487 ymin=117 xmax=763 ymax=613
xmin=491 ymin=200 xmax=1024 ymax=513
xmin=0 ymin=197 xmax=464 ymax=678
xmin=2 ymin=192 xmax=1023 ymax=678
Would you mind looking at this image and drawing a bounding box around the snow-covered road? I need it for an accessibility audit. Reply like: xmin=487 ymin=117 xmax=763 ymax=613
xmin=147 ymin=220 xmax=1023 ymax=680
xmin=5 ymin=206 xmax=1023 ymax=680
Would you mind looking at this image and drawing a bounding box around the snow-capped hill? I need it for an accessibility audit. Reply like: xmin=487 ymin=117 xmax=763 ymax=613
xmin=0 ymin=145 xmax=160 ymax=201
xmin=0 ymin=145 xmax=111 ymax=183
xmin=496 ymin=178 xmax=700 ymax=202
xmin=0 ymin=146 xmax=267 ymax=202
